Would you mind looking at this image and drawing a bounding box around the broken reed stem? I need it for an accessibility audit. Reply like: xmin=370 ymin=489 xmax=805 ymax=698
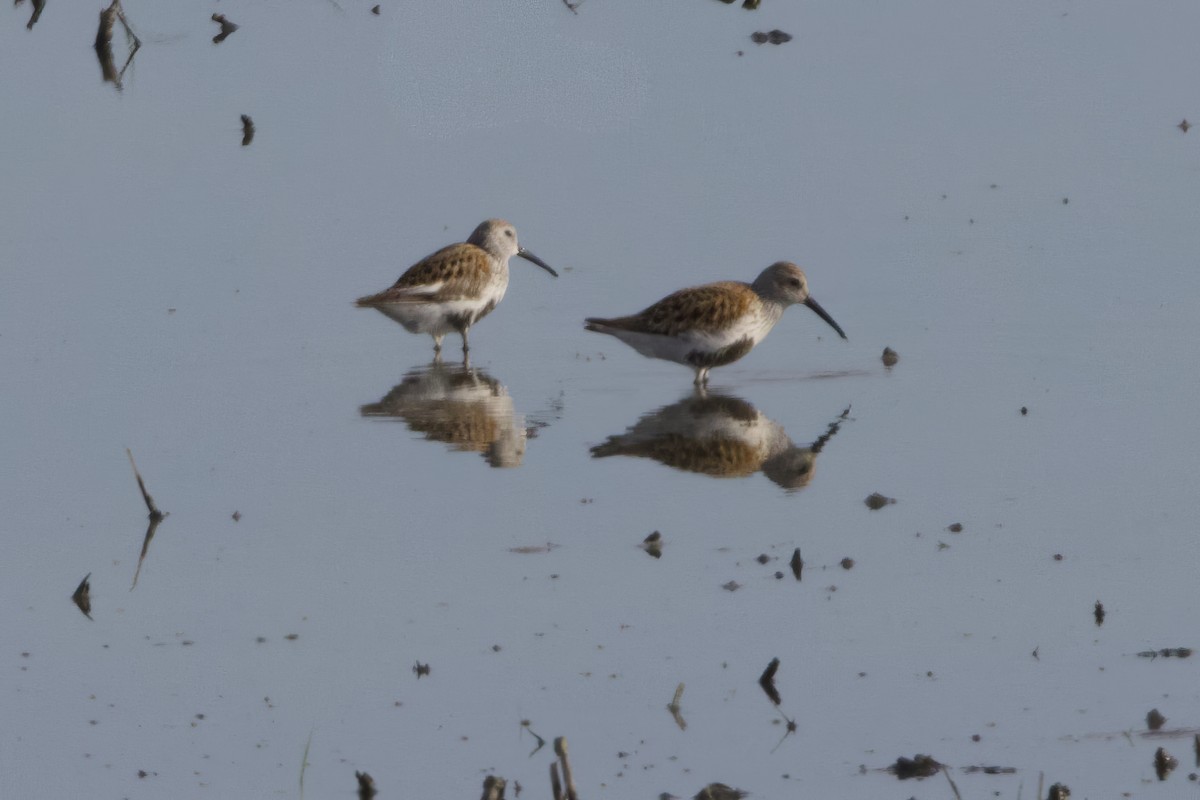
xmin=549 ymin=762 xmax=563 ymax=800
xmin=113 ymin=0 xmax=140 ymax=47
xmin=554 ymin=737 xmax=578 ymax=800
xmin=942 ymin=766 xmax=963 ymax=800
xmin=95 ymin=2 xmax=117 ymax=81
xmin=126 ymin=448 xmax=164 ymax=520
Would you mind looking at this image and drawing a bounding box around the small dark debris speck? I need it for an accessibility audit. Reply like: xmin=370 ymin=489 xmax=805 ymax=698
xmin=840 ymin=557 xmax=854 ymax=570
xmin=751 ymin=29 xmax=792 ymax=45
xmin=1179 ymin=119 xmax=1191 ymax=133
xmin=756 ymin=554 xmax=770 ymax=565
xmin=864 ymin=492 xmax=895 ymax=510
xmin=947 ymin=522 xmax=963 ymax=533
xmin=881 ymin=347 xmax=899 ymax=367
xmin=1094 ymin=600 xmax=1105 ymax=626
xmin=1148 ymin=708 xmax=1167 ymax=730
xmin=1156 ymin=747 xmax=1178 ymax=781
xmin=889 ymin=754 xmax=941 ymax=779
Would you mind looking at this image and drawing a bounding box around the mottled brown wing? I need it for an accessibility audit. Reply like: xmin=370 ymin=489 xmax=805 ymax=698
xmin=595 ymin=282 xmax=756 ymax=337
xmin=357 ymin=244 xmax=492 ymax=306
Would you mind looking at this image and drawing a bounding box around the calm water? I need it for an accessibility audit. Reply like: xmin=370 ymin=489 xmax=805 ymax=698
xmin=4 ymin=2 xmax=1200 ymax=798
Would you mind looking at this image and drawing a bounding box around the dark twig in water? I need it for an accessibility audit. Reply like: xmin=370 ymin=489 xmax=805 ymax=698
xmin=770 ymin=709 xmax=798 ymax=754
xmin=943 ymin=767 xmax=964 ymax=800
xmin=520 ymin=720 xmax=546 ymax=757
xmin=241 ymin=115 xmax=255 ymax=146
xmin=130 ymin=512 xmax=164 ymax=590
xmin=211 ymin=13 xmax=238 ymax=44
xmin=126 ymin=448 xmax=167 ymax=589
xmin=299 ymin=731 xmax=313 ymax=800
xmin=23 ymin=0 xmax=45 ymax=29
xmin=758 ymin=657 xmax=781 ymax=705
xmin=95 ymin=0 xmax=141 ymax=90
xmin=667 ymin=682 xmax=687 ymax=731
xmin=72 ymin=573 xmax=93 ymax=619
xmin=126 ymin=449 xmax=165 ymax=521
xmin=561 ymin=0 xmax=582 ymax=14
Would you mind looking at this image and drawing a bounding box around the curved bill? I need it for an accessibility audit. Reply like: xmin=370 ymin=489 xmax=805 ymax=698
xmin=804 ymin=296 xmax=847 ymax=340
xmin=517 ymin=247 xmax=558 ymax=277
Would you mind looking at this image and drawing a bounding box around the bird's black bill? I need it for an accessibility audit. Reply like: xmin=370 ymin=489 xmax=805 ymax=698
xmin=518 ymin=248 xmax=558 ymax=277
xmin=804 ymin=296 xmax=847 ymax=340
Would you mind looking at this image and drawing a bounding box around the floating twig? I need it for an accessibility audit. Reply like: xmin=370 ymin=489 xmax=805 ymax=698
xmin=211 ymin=13 xmax=238 ymax=44
xmin=126 ymin=448 xmax=167 ymax=589
xmin=95 ymin=0 xmax=141 ymax=90
xmin=769 ymin=709 xmax=797 ymax=754
xmin=667 ymin=682 xmax=687 ymax=731
xmin=413 ymin=661 xmax=430 ymax=677
xmin=943 ymin=767 xmax=964 ymax=800
xmin=24 ymin=0 xmax=45 ymax=29
xmin=299 ymin=731 xmax=313 ymax=800
xmin=789 ymin=547 xmax=803 ymax=580
xmin=126 ymin=449 xmax=165 ymax=521
xmin=130 ymin=512 xmax=165 ymax=590
xmin=241 ymin=114 xmax=255 ymax=146
xmin=561 ymin=0 xmax=581 ymax=14
xmin=758 ymin=658 xmax=781 ymax=706
xmin=72 ymin=573 xmax=93 ymax=619
xmin=521 ymin=719 xmax=546 ymax=757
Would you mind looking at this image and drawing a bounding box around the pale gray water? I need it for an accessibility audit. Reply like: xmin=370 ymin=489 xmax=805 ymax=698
xmin=3 ymin=2 xmax=1200 ymax=798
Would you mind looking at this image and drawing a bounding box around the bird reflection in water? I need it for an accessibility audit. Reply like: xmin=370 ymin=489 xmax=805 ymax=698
xmin=361 ymin=361 xmax=533 ymax=468
xmin=591 ymin=392 xmax=849 ymax=490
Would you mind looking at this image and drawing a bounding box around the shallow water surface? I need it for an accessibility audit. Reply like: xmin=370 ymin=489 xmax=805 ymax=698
xmin=3 ymin=2 xmax=1200 ymax=799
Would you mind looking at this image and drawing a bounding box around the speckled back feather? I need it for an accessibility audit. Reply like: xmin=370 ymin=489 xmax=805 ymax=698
xmin=591 ymin=281 xmax=757 ymax=336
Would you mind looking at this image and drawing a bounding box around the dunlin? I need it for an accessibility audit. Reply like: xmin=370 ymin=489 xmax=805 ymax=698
xmin=585 ymin=262 xmax=846 ymax=385
xmin=357 ymin=219 xmax=557 ymax=355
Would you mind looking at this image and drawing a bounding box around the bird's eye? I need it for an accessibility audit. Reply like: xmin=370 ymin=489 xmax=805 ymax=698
xmin=504 ymin=229 xmax=515 ymax=238
xmin=788 ymin=278 xmax=801 ymax=288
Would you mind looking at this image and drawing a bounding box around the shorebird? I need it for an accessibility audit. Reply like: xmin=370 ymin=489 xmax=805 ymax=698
xmin=584 ymin=262 xmax=846 ymax=385
xmin=356 ymin=219 xmax=557 ymax=355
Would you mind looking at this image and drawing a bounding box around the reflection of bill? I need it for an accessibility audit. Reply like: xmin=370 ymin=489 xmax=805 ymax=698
xmin=591 ymin=393 xmax=848 ymax=491
xmin=361 ymin=361 xmax=528 ymax=468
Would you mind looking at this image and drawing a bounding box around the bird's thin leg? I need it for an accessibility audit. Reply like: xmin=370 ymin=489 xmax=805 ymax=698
xmin=461 ymin=328 xmax=471 ymax=355
xmin=432 ymin=334 xmax=444 ymax=354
